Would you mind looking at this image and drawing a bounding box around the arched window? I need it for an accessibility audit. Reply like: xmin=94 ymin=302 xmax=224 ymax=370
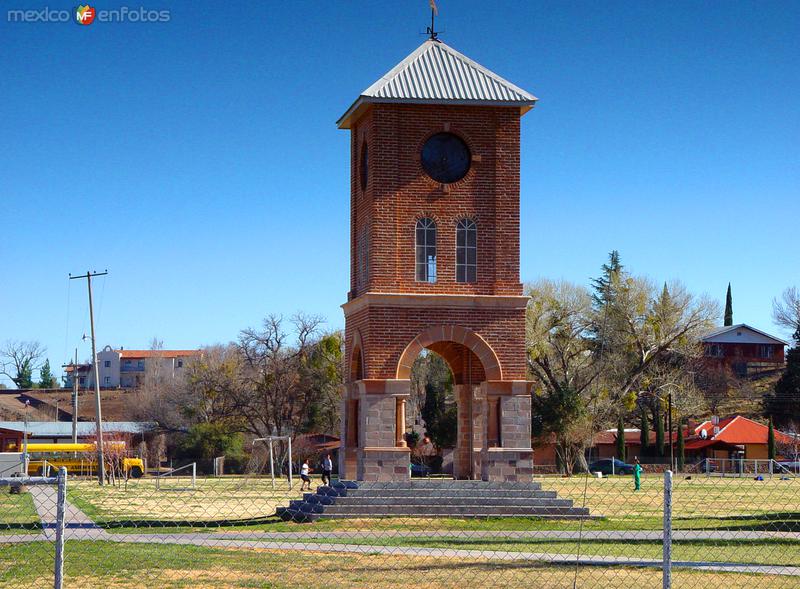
xmin=456 ymin=218 xmax=477 ymax=283
xmin=415 ymin=218 xmax=437 ymax=283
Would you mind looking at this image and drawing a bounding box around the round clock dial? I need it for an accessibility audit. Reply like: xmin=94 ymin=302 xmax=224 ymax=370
xmin=421 ymin=133 xmax=471 ymax=184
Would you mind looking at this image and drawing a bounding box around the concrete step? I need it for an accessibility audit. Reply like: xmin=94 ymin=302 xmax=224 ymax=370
xmin=346 ymin=489 xmax=558 ymax=499
xmin=277 ymin=481 xmax=590 ymax=522
xmin=332 ymin=497 xmax=574 ymax=508
xmin=304 ymin=493 xmax=336 ymax=505
xmin=353 ymin=481 xmax=542 ymax=491
xmin=322 ymin=505 xmax=590 ymax=517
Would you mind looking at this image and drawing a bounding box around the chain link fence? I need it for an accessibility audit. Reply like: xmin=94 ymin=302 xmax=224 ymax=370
xmin=2 ymin=466 xmax=799 ymax=588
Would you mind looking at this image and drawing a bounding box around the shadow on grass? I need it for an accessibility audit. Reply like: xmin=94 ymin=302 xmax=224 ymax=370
xmin=98 ymin=516 xmax=280 ymax=529
xmin=0 ymin=523 xmax=43 ymax=531
xmin=674 ymin=512 xmax=800 ymax=532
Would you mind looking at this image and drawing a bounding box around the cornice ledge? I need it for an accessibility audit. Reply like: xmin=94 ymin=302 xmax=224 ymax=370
xmin=342 ymin=292 xmax=530 ymax=315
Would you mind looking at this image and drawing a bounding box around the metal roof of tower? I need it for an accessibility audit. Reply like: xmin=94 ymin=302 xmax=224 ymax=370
xmin=337 ymin=39 xmax=538 ymax=129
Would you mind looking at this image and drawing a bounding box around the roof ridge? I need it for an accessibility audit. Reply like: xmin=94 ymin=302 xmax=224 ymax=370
xmin=713 ymin=415 xmax=738 ymax=439
xmin=702 ymin=323 xmax=788 ymax=345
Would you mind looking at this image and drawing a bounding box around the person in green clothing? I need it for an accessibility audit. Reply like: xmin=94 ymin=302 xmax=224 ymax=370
xmin=633 ymin=456 xmax=642 ymax=491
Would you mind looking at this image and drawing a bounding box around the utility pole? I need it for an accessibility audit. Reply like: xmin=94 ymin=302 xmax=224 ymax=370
xmin=70 ymin=270 xmax=108 ymax=486
xmin=62 ymin=348 xmax=79 ymax=444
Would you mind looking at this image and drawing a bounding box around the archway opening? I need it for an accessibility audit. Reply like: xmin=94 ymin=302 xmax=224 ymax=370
xmin=406 ymin=341 xmax=488 ymax=479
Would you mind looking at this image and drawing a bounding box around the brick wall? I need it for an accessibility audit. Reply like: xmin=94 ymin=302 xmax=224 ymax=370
xmin=349 ymin=104 xmax=523 ymax=300
xmin=345 ymin=304 xmax=527 ymax=381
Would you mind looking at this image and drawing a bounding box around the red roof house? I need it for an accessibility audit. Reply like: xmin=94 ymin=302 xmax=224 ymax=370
xmin=686 ymin=415 xmax=797 ymax=461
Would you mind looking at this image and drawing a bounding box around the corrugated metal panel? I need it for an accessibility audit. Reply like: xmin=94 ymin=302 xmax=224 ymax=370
xmin=362 ymin=40 xmax=536 ymax=103
xmin=0 ymin=421 xmax=157 ymax=436
xmin=339 ymin=40 xmax=537 ymax=128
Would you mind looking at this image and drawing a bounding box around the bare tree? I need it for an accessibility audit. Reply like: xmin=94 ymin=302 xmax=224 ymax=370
xmin=133 ymin=338 xmax=188 ymax=432
xmin=180 ymin=344 xmax=246 ymax=426
xmin=236 ymin=313 xmax=326 ymax=438
xmin=773 ymin=287 xmax=800 ymax=338
xmin=0 ymin=340 xmax=46 ymax=389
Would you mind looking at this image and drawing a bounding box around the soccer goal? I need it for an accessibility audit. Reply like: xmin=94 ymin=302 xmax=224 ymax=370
xmin=247 ymin=437 xmax=293 ymax=489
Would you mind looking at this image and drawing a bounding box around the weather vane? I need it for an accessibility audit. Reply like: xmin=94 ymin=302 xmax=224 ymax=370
xmin=426 ymin=0 xmax=441 ymax=40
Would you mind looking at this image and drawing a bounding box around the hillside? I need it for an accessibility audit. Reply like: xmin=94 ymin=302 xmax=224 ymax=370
xmin=0 ymin=388 xmax=138 ymax=422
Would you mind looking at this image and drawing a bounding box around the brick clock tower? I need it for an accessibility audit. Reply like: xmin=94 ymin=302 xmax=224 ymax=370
xmin=337 ymin=37 xmax=537 ymax=482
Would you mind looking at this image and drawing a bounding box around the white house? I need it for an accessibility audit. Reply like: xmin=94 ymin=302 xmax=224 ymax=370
xmin=64 ymin=346 xmax=201 ymax=389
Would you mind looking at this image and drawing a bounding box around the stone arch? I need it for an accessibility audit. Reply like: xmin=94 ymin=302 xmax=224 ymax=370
xmin=350 ymin=330 xmax=365 ymax=381
xmin=395 ymin=325 xmax=502 ymax=382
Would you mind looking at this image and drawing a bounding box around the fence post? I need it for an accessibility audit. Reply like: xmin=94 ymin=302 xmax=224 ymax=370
xmin=54 ymin=467 xmax=67 ymax=589
xmin=663 ymin=470 xmax=672 ymax=589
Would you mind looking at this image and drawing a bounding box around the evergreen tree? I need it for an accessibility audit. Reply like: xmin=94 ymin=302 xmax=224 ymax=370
xmin=590 ymin=250 xmax=627 ymax=356
xmin=764 ymin=328 xmax=800 ymax=428
xmin=38 ymin=359 xmax=56 ymax=389
xmin=676 ymin=420 xmax=685 ymax=472
xmin=616 ymin=417 xmax=626 ymax=461
xmin=17 ymin=364 xmax=34 ymax=389
xmin=591 ymin=250 xmax=624 ymax=309
xmin=420 ymin=354 xmax=457 ymax=448
xmin=768 ymin=417 xmax=776 ymax=461
xmin=640 ymin=408 xmax=650 ymax=456
xmin=655 ymin=405 xmax=665 ymax=457
xmin=724 ymin=283 xmax=733 ymax=326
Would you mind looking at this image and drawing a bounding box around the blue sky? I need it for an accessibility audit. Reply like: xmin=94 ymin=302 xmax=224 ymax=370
xmin=1 ymin=1 xmax=798 ymax=387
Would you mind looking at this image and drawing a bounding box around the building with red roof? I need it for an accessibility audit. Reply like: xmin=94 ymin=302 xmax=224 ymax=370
xmin=64 ymin=345 xmax=201 ymax=389
xmin=685 ymin=415 xmax=798 ymax=461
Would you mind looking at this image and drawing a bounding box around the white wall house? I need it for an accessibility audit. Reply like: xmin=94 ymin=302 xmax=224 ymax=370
xmin=65 ymin=346 xmax=201 ymax=389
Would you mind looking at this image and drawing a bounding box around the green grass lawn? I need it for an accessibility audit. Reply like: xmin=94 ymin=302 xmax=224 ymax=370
xmin=67 ymin=475 xmax=324 ymax=525
xmin=0 ymin=489 xmax=39 ymax=528
xmin=1 ymin=540 xmax=797 ymax=589
xmin=62 ymin=474 xmax=800 ymax=536
xmin=282 ymin=535 xmax=800 ymax=566
xmin=539 ymin=475 xmax=800 ymax=532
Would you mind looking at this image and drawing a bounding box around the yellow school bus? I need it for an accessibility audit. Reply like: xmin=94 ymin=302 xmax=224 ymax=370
xmin=24 ymin=442 xmax=145 ymax=478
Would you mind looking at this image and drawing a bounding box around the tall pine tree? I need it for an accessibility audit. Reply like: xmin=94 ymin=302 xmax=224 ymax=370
xmin=38 ymin=359 xmax=56 ymax=389
xmin=767 ymin=417 xmax=776 ymax=461
xmin=640 ymin=408 xmax=650 ymax=456
xmin=655 ymin=405 xmax=665 ymax=457
xmin=616 ymin=417 xmax=626 ymax=461
xmin=724 ymin=283 xmax=733 ymax=326
xmin=764 ymin=328 xmax=800 ymax=428
xmin=420 ymin=354 xmax=457 ymax=448
xmin=591 ymin=250 xmax=623 ymax=309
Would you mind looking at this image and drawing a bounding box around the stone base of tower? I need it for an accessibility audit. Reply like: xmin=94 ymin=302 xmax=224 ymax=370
xmin=339 ymin=377 xmax=533 ymax=483
xmin=357 ymin=448 xmax=410 ymax=482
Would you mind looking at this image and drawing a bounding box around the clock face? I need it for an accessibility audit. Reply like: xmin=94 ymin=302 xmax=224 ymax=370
xmin=421 ymin=133 xmax=471 ymax=184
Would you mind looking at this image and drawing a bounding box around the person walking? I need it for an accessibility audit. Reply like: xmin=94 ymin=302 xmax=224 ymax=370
xmin=300 ymin=459 xmax=313 ymax=491
xmin=321 ymin=454 xmax=333 ymax=487
xmin=633 ymin=456 xmax=642 ymax=491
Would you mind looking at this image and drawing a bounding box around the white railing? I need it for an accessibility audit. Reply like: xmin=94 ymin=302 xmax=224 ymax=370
xmin=699 ymin=458 xmax=797 ymax=477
